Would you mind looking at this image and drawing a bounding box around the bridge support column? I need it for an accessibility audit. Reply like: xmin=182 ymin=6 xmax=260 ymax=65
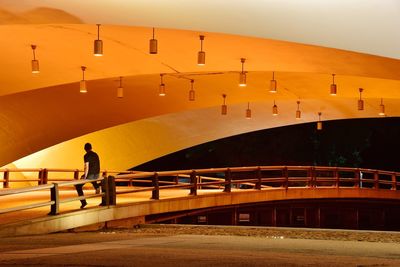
xmin=232 ymin=208 xmax=237 ymax=225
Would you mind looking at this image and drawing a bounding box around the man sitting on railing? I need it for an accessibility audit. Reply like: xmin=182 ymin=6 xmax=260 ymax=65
xmin=75 ymin=143 xmax=101 ymax=209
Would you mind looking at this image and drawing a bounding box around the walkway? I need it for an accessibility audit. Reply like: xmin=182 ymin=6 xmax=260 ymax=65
xmin=0 ymin=187 xmax=191 ymax=225
xmin=1 ymin=225 xmax=400 ymax=266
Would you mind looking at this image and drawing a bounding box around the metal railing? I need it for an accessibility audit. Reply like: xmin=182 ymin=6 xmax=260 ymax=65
xmin=1 ymin=166 xmax=399 ymax=217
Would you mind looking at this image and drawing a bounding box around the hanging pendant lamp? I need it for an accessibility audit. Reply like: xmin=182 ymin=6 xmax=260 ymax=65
xmin=197 ymin=35 xmax=205 ymax=66
xmin=94 ymin=24 xmax=103 ymax=56
xmin=31 ymin=44 xmax=39 ymax=74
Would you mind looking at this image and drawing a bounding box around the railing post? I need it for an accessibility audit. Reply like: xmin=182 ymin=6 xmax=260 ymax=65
xmin=391 ymin=172 xmax=397 ymax=190
xmin=354 ymin=169 xmax=360 ymax=188
xmin=3 ymin=170 xmax=9 ymax=188
xmin=174 ymin=175 xmax=179 ymax=185
xmin=190 ymin=170 xmax=197 ymax=196
xmin=108 ymin=176 xmax=116 ymax=205
xmin=74 ymin=169 xmax=80 ymax=180
xmin=49 ymin=183 xmax=59 ymax=215
xmin=100 ymin=176 xmax=109 ymax=206
xmin=374 ymin=171 xmax=379 ymax=189
xmin=151 ymin=172 xmax=160 ymax=200
xmin=308 ymin=167 xmax=315 ymax=188
xmin=334 ymin=168 xmax=339 ymax=188
xmin=283 ymin=166 xmax=288 ymax=190
xmin=224 ymin=168 xmax=231 ymax=193
xmin=38 ymin=169 xmax=43 ymax=185
xmin=42 ymin=168 xmax=48 ymax=184
xmin=255 ymin=167 xmax=262 ymax=190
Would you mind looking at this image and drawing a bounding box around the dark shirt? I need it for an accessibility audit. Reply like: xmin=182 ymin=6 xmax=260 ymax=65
xmin=84 ymin=150 xmax=100 ymax=175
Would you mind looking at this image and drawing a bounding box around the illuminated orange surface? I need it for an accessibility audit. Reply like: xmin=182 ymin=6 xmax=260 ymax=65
xmin=0 ymin=2 xmax=399 ymax=172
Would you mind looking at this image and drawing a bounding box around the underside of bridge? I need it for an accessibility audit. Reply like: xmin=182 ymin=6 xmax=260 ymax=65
xmin=148 ymin=198 xmax=400 ymax=231
xmin=0 ymin=1 xmax=399 ymax=176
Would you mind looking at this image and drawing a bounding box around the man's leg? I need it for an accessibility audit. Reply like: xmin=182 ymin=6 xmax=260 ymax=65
xmin=75 ymin=184 xmax=87 ymax=208
xmin=87 ymin=174 xmax=100 ymax=194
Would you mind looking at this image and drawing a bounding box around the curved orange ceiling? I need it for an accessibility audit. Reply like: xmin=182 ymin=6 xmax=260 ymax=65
xmin=0 ymin=2 xmax=399 ymax=171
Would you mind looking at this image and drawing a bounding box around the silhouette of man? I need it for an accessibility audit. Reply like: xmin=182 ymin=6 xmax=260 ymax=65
xmin=75 ymin=143 xmax=101 ymax=209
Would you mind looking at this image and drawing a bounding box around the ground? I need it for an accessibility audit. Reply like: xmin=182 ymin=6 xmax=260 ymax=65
xmin=0 ymin=225 xmax=400 ymax=266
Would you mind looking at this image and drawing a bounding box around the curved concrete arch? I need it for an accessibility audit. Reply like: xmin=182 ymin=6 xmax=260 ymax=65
xmin=11 ymin=96 xmax=400 ymax=171
xmin=0 ymin=2 xmax=400 ymax=169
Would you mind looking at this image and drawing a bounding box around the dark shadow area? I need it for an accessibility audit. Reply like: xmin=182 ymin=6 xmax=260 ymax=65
xmin=147 ymin=199 xmax=400 ymax=231
xmin=134 ymin=117 xmax=400 ymax=172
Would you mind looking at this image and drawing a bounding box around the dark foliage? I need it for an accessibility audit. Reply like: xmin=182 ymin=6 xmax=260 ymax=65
xmin=134 ymin=118 xmax=400 ymax=172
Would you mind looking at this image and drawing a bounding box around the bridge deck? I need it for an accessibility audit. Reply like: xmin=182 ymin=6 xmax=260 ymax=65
xmin=0 ymin=187 xmax=207 ymax=225
xmin=1 ymin=185 xmax=400 ymax=234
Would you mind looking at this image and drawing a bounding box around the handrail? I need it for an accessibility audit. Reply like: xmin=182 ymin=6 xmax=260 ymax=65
xmin=1 ymin=165 xmax=400 ymax=220
xmin=0 ymin=184 xmax=54 ymax=196
xmin=113 ymin=165 xmax=400 ymax=199
xmin=2 ymin=165 xmax=400 ymax=189
xmin=0 ymin=168 xmax=149 ymax=189
xmin=0 ymin=176 xmax=112 ymax=216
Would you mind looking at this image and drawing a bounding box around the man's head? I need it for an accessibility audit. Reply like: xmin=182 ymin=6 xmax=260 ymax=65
xmin=84 ymin=143 xmax=92 ymax=152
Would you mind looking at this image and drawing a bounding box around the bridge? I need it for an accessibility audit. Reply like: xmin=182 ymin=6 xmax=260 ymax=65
xmin=1 ymin=165 xmax=400 ymax=237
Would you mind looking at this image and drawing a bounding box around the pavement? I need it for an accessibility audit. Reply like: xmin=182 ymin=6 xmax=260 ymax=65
xmin=0 ymin=225 xmax=400 ymax=266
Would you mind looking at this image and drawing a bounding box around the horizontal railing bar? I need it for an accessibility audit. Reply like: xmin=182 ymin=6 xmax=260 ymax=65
xmin=198 ymin=181 xmax=227 ymax=186
xmin=0 ymin=184 xmax=54 ymax=196
xmin=230 ymin=179 xmax=258 ymax=184
xmin=198 ymin=177 xmax=224 ymax=181
xmin=159 ymin=184 xmax=192 ymax=190
xmin=158 ymin=181 xmax=178 ymax=185
xmin=5 ymin=179 xmax=40 ymax=182
xmin=261 ymin=178 xmax=285 ymax=182
xmin=116 ymin=187 xmax=154 ymax=194
xmin=0 ymin=201 xmax=55 ymax=214
xmin=44 ymin=168 xmax=81 ymax=172
xmin=57 ymin=178 xmax=104 ymax=187
xmin=115 ymin=179 xmax=153 ymax=183
xmin=0 ymin=168 xmax=43 ymax=172
xmin=59 ymin=192 xmax=104 ymax=204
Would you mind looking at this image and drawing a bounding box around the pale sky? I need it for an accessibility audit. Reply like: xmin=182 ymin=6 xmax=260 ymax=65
xmin=1 ymin=0 xmax=399 ymax=59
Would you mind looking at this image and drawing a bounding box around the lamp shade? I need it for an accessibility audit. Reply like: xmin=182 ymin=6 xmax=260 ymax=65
xmin=80 ymin=80 xmax=87 ymax=93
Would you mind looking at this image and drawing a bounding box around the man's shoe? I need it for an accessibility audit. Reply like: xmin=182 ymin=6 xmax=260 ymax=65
xmin=95 ymin=187 xmax=101 ymax=194
xmin=80 ymin=202 xmax=87 ymax=209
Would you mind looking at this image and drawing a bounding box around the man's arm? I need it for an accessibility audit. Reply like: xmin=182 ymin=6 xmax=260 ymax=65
xmin=83 ymin=162 xmax=89 ymax=179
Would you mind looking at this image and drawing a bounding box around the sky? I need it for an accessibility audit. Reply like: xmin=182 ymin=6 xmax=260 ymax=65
xmin=1 ymin=0 xmax=399 ymax=58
